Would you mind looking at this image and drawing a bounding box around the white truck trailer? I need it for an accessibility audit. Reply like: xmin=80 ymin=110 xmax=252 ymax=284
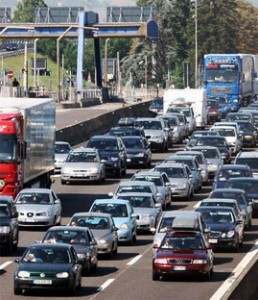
xmin=163 ymin=88 xmax=208 ymax=129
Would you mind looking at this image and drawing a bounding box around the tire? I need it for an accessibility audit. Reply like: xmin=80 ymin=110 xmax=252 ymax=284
xmin=234 ymin=239 xmax=240 ymax=252
xmin=152 ymin=272 xmax=159 ymax=281
xmin=204 ymin=269 xmax=211 ymax=281
xmin=122 ymin=163 xmax=127 ymax=176
xmin=68 ymin=284 xmax=76 ymax=296
xmin=61 ymin=179 xmax=66 ymax=185
xmin=5 ymin=238 xmax=13 ymax=255
xmin=14 ymin=286 xmax=22 ymax=295
xmin=113 ymin=246 xmax=118 ymax=256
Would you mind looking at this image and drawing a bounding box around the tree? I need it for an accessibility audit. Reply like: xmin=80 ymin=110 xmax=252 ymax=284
xmin=12 ymin=0 xmax=47 ymax=23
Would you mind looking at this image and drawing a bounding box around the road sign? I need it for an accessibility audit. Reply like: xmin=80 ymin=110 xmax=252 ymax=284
xmin=7 ymin=70 xmax=14 ymax=79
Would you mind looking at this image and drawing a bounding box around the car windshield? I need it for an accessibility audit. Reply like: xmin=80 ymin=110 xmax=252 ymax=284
xmin=117 ymin=185 xmax=152 ymax=194
xmin=135 ymin=120 xmax=162 ymax=130
xmin=158 ymin=217 xmax=176 ymax=232
xmin=70 ymin=216 xmax=110 ymax=229
xmin=196 ymin=137 xmax=227 ymax=147
xmin=161 ymin=236 xmax=205 ymax=250
xmin=55 ymin=144 xmax=71 ymax=154
xmin=91 ymin=203 xmax=128 ymax=218
xmin=212 ymin=129 xmax=235 ymax=137
xmin=227 ymin=180 xmax=258 ymax=193
xmin=88 ymin=140 xmax=118 ymax=151
xmin=67 ymin=152 xmax=97 ymax=163
xmin=199 ymin=149 xmax=219 ymax=159
xmin=117 ymin=195 xmax=152 ymax=208
xmin=155 ymin=167 xmax=186 ymax=178
xmin=236 ymin=158 xmax=258 ymax=171
xmin=110 ymin=128 xmax=140 ymax=137
xmin=16 ymin=193 xmax=50 ymax=204
xmin=23 ymin=247 xmax=71 ymax=264
xmin=44 ymin=230 xmax=89 ymax=245
xmin=122 ymin=138 xmax=144 ymax=149
xmin=210 ymin=192 xmax=246 ymax=205
xmin=200 ymin=210 xmax=234 ymax=224
xmin=217 ymin=169 xmax=251 ymax=181
xmin=238 ymin=122 xmax=253 ymax=131
xmin=0 ymin=204 xmax=10 ymax=217
xmin=164 ymin=118 xmax=178 ymax=127
xmin=132 ymin=175 xmax=162 ymax=186
xmin=167 ymin=159 xmax=195 ymax=171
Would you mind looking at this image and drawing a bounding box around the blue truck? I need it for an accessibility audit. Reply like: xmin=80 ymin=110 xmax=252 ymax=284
xmin=203 ymin=54 xmax=255 ymax=112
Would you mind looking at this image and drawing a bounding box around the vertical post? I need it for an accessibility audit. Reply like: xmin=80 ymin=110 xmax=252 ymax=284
xmin=117 ymin=51 xmax=121 ymax=96
xmin=56 ymin=39 xmax=61 ymax=103
xmin=23 ymin=41 xmax=28 ymax=96
xmin=104 ymin=38 xmax=110 ymax=87
xmin=145 ymin=55 xmax=148 ymax=97
xmin=33 ymin=38 xmax=38 ymax=89
xmin=195 ymin=0 xmax=198 ymax=88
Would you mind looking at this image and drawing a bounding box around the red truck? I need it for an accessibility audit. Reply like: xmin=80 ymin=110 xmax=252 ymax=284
xmin=0 ymin=98 xmax=55 ymax=198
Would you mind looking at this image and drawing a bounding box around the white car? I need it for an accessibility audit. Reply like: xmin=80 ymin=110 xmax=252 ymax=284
xmin=15 ymin=188 xmax=62 ymax=227
xmin=54 ymin=141 xmax=73 ymax=173
xmin=61 ymin=147 xmax=106 ymax=184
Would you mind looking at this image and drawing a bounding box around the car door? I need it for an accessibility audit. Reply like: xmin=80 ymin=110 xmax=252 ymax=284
xmin=51 ymin=191 xmax=62 ymax=220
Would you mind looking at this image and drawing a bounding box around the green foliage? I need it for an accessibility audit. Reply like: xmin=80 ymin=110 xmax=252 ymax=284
xmin=12 ymin=0 xmax=47 ymax=22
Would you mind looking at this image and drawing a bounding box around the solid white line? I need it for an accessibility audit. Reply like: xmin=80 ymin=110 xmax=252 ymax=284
xmin=0 ymin=261 xmax=12 ymax=269
xmin=126 ymin=254 xmax=142 ymax=266
xmin=210 ymin=239 xmax=258 ymax=300
xmin=97 ymin=279 xmax=115 ymax=292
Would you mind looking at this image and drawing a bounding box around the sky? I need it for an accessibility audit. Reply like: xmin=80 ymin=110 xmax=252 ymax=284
xmin=1 ymin=0 xmax=137 ymax=22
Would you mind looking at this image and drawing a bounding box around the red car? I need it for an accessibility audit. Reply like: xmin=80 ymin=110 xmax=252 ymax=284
xmin=152 ymin=231 xmax=214 ymax=281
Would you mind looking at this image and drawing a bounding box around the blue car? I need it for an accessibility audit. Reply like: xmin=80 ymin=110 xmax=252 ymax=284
xmin=89 ymin=199 xmax=137 ymax=245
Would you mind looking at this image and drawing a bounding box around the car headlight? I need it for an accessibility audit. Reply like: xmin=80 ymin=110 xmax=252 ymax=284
xmin=56 ymin=272 xmax=69 ymax=278
xmin=77 ymin=253 xmax=87 ymax=259
xmin=193 ymin=259 xmax=207 ymax=264
xmin=90 ymin=167 xmax=98 ymax=173
xmin=135 ymin=153 xmax=145 ymax=157
xmin=38 ymin=211 xmax=51 ymax=217
xmin=18 ymin=271 xmax=30 ymax=278
xmin=178 ymin=183 xmax=187 ymax=188
xmin=142 ymin=214 xmax=152 ymax=220
xmin=0 ymin=226 xmax=11 ymax=233
xmin=120 ymin=223 xmax=129 ymax=230
xmin=111 ymin=157 xmax=119 ymax=161
xmin=201 ymin=169 xmax=208 ymax=177
xmin=154 ymin=258 xmax=168 ymax=264
xmin=226 ymin=230 xmax=235 ymax=238
xmin=98 ymin=239 xmax=108 ymax=244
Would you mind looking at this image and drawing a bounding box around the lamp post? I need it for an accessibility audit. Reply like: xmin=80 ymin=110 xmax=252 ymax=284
xmin=33 ymin=38 xmax=38 ymax=89
xmin=194 ymin=0 xmax=198 ymax=88
xmin=104 ymin=38 xmax=110 ymax=87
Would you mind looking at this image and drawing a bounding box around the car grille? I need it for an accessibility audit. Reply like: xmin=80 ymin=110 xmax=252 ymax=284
xmin=209 ymin=231 xmax=221 ymax=238
xmin=168 ymin=259 xmax=192 ymax=264
xmin=27 ymin=212 xmax=34 ymax=217
xmin=29 ymin=272 xmax=56 ymax=278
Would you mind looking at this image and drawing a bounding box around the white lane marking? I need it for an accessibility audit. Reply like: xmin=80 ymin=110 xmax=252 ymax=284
xmin=0 ymin=261 xmax=12 ymax=269
xmin=126 ymin=254 xmax=142 ymax=266
xmin=210 ymin=239 xmax=258 ymax=300
xmin=97 ymin=279 xmax=115 ymax=292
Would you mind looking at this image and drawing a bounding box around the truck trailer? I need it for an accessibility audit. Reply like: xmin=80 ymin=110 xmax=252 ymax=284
xmin=203 ymin=54 xmax=255 ymax=111
xmin=163 ymin=88 xmax=208 ymax=130
xmin=0 ymin=98 xmax=55 ymax=198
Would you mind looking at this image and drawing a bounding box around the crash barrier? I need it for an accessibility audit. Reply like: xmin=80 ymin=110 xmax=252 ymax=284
xmin=210 ymin=241 xmax=258 ymax=300
xmin=56 ymin=100 xmax=151 ymax=146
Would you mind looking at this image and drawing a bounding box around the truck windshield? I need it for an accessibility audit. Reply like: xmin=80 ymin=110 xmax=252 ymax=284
xmin=205 ymin=69 xmax=238 ymax=83
xmin=0 ymin=136 xmax=17 ymax=162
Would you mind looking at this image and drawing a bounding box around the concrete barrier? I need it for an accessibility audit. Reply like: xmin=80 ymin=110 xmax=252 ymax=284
xmin=56 ymin=100 xmax=151 ymax=145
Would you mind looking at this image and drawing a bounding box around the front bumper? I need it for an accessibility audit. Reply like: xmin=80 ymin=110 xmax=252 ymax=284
xmin=18 ymin=216 xmax=55 ymax=227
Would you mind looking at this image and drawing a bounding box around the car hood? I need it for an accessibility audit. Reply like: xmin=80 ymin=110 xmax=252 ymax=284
xmin=112 ymin=217 xmax=130 ymax=227
xmin=98 ymin=151 xmax=119 ymax=158
xmin=17 ymin=263 xmax=72 ymax=273
xmin=126 ymin=149 xmax=146 ymax=154
xmin=206 ymin=223 xmax=235 ymax=232
xmin=62 ymin=162 xmax=100 ymax=170
xmin=72 ymin=244 xmax=91 ymax=254
xmin=169 ymin=178 xmax=188 ymax=184
xmin=0 ymin=218 xmax=11 ymax=225
xmin=156 ymin=249 xmax=207 ymax=258
xmin=144 ymin=129 xmax=164 ymax=136
xmin=206 ymin=158 xmax=221 ymax=165
xmin=16 ymin=204 xmax=52 ymax=212
xmin=240 ymin=130 xmax=254 ymax=135
xmin=90 ymin=229 xmax=110 ymax=240
xmin=55 ymin=153 xmax=69 ymax=161
xmin=133 ymin=207 xmax=155 ymax=215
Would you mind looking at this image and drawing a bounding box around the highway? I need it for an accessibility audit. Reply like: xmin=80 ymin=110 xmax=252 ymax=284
xmin=0 ymin=102 xmax=257 ymax=299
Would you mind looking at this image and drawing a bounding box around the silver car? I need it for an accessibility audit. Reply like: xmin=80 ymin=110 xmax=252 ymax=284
xmin=130 ymin=170 xmax=172 ymax=210
xmin=158 ymin=113 xmax=184 ymax=144
xmin=54 ymin=141 xmax=72 ymax=173
xmin=154 ymin=162 xmax=194 ymax=201
xmin=61 ymin=147 xmax=106 ymax=184
xmin=134 ymin=117 xmax=169 ymax=152
xmin=68 ymin=212 xmax=118 ymax=258
xmin=15 ymin=188 xmax=62 ymax=227
xmin=116 ymin=192 xmax=162 ymax=232
xmin=191 ymin=146 xmax=223 ymax=178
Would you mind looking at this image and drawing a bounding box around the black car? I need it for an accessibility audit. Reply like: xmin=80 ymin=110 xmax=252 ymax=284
xmin=196 ymin=206 xmax=244 ymax=252
xmin=235 ymin=120 xmax=257 ymax=147
xmin=224 ymin=177 xmax=258 ymax=214
xmin=186 ymin=130 xmax=220 ymax=150
xmin=121 ymin=136 xmax=152 ymax=168
xmin=109 ymin=126 xmax=145 ymax=137
xmin=0 ymin=197 xmax=19 ymax=255
xmin=14 ymin=243 xmax=82 ymax=295
xmin=87 ymin=135 xmax=127 ymax=177
xmin=148 ymin=97 xmax=163 ymax=116
xmin=195 ymin=136 xmax=231 ymax=164
xmin=5 ymin=42 xmax=19 ymax=51
xmin=117 ymin=117 xmax=135 ymax=127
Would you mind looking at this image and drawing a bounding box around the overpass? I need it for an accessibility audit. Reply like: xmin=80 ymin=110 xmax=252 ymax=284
xmin=0 ymin=7 xmax=158 ymax=103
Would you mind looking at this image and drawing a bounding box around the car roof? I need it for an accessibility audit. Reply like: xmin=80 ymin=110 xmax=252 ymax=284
xmin=192 ymin=146 xmax=220 ymax=150
xmin=118 ymin=180 xmax=156 ymax=186
xmin=168 ymin=155 xmax=196 ymax=161
xmin=236 ymin=151 xmax=258 ymax=158
xmin=201 ymin=198 xmax=238 ymax=204
xmin=212 ymin=188 xmax=246 ymax=194
xmin=92 ymin=199 xmax=130 ymax=205
xmin=217 ymin=164 xmax=251 ymax=170
xmin=28 ymin=243 xmax=72 ymax=250
xmin=71 ymin=212 xmax=112 ymax=218
xmin=46 ymin=226 xmax=89 ymax=232
xmin=197 ymin=206 xmax=236 ymax=212
xmin=117 ymin=192 xmax=154 ymax=197
xmin=133 ymin=171 xmax=164 ymax=176
xmin=55 ymin=141 xmax=71 ymax=145
xmin=162 ymin=210 xmax=201 ymax=218
xmin=155 ymin=162 xmax=186 ymax=168
xmin=70 ymin=147 xmax=97 ymax=153
xmin=90 ymin=135 xmax=120 ymax=140
xmin=0 ymin=198 xmax=14 ymax=205
xmin=227 ymin=177 xmax=258 ymax=182
xmin=17 ymin=188 xmax=52 ymax=193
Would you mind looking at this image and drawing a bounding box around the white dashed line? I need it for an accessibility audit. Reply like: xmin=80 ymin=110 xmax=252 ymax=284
xmin=127 ymin=254 xmax=142 ymax=266
xmin=97 ymin=279 xmax=115 ymax=292
xmin=0 ymin=261 xmax=12 ymax=270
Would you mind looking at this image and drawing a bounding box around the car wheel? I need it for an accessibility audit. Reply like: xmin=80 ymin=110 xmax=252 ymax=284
xmin=68 ymin=284 xmax=76 ymax=296
xmin=113 ymin=245 xmax=118 ymax=256
xmin=152 ymin=272 xmax=159 ymax=281
xmin=234 ymin=239 xmax=240 ymax=252
xmin=14 ymin=286 xmax=22 ymax=295
xmin=249 ymin=217 xmax=252 ymax=228
xmin=204 ymin=269 xmax=211 ymax=281
xmin=5 ymin=238 xmax=13 ymax=255
xmin=116 ymin=165 xmax=123 ymax=178
xmin=122 ymin=163 xmax=127 ymax=176
xmin=61 ymin=179 xmax=66 ymax=185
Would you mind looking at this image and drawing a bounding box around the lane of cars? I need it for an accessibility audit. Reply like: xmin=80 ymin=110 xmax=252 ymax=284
xmin=2 ymin=97 xmax=258 ymax=296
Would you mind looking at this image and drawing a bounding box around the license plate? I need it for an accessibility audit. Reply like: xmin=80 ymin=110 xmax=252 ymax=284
xmin=127 ymin=159 xmax=131 ymax=162
xmin=209 ymin=239 xmax=218 ymax=244
xmin=33 ymin=279 xmax=52 ymax=285
xmin=74 ymin=173 xmax=87 ymax=177
xmin=174 ymin=266 xmax=186 ymax=271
